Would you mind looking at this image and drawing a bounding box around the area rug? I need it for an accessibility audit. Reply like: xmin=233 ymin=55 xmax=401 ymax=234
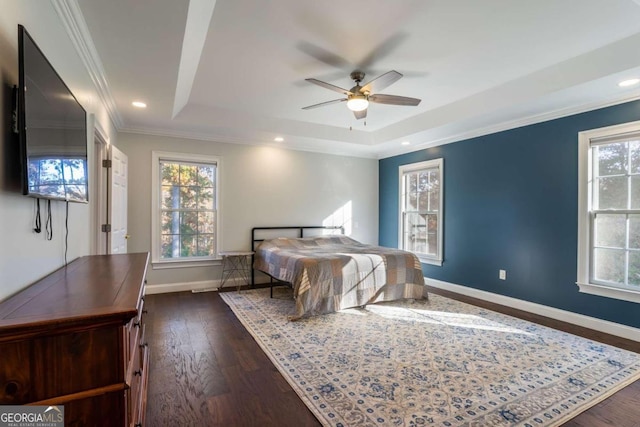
xmin=220 ymin=288 xmax=640 ymax=426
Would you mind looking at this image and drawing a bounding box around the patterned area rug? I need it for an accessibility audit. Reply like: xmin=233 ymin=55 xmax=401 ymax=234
xmin=220 ymin=288 xmax=640 ymax=426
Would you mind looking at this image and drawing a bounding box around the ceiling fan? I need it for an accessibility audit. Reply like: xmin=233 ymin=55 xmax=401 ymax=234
xmin=302 ymin=70 xmax=421 ymax=120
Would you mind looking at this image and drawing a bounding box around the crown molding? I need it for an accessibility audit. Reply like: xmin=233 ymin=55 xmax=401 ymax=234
xmin=51 ymin=0 xmax=124 ymax=129
xmin=377 ymin=92 xmax=640 ymax=159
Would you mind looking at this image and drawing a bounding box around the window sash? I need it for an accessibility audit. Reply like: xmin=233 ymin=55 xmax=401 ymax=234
xmin=402 ymin=169 xmax=439 ymax=258
xmin=590 ymin=211 xmax=640 ymax=290
xmin=577 ymin=120 xmax=640 ymax=303
xmin=398 ymin=159 xmax=443 ymax=265
xmin=151 ymin=151 xmax=221 ymax=266
xmin=159 ymin=162 xmax=216 ymax=260
xmin=588 ymin=135 xmax=640 ymax=292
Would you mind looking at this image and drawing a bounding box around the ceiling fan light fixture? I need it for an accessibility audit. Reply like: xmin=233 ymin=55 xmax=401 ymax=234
xmin=303 ymin=70 xmax=419 ymax=118
xmin=347 ymin=95 xmax=369 ymax=112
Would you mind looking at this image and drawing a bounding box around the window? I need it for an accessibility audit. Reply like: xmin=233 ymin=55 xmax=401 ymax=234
xmin=577 ymin=121 xmax=640 ymax=303
xmin=399 ymin=159 xmax=443 ymax=265
xmin=151 ymin=151 xmax=220 ymax=267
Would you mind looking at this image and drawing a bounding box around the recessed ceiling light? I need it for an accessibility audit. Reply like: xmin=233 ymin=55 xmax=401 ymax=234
xmin=132 ymin=101 xmax=147 ymax=108
xmin=618 ymin=78 xmax=640 ymax=88
xmin=401 ymin=141 xmax=411 ymax=146
xmin=274 ymin=136 xmax=284 ymax=142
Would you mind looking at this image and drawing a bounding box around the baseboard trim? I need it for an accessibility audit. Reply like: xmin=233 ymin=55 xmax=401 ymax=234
xmin=145 ymin=277 xmax=270 ymax=295
xmin=424 ymin=277 xmax=640 ymax=343
xmin=145 ymin=280 xmax=219 ymax=295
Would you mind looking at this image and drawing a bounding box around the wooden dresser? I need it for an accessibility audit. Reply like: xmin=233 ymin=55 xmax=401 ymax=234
xmin=0 ymin=253 xmax=150 ymax=426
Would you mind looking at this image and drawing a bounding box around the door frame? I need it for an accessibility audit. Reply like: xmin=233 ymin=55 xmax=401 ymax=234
xmin=89 ymin=114 xmax=110 ymax=255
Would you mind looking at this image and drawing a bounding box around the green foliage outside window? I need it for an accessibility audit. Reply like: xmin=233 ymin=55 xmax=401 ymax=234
xmin=160 ymin=161 xmax=216 ymax=259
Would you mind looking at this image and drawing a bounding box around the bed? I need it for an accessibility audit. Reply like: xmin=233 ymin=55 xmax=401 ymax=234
xmin=251 ymin=226 xmax=426 ymax=320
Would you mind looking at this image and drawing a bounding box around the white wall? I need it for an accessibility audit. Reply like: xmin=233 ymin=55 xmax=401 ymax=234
xmin=117 ymin=132 xmax=379 ymax=288
xmin=0 ymin=1 xmax=117 ymax=301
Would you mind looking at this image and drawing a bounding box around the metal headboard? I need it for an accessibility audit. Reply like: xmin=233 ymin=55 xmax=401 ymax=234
xmin=250 ymin=225 xmax=345 ymax=286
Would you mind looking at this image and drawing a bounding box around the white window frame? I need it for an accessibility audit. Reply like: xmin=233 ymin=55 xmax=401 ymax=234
xmin=398 ymin=159 xmax=444 ymax=266
xmin=151 ymin=151 xmax=222 ymax=269
xmin=577 ymin=120 xmax=640 ymax=303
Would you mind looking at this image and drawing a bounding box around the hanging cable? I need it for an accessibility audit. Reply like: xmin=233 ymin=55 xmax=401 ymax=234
xmin=45 ymin=199 xmax=53 ymax=240
xmin=34 ymin=198 xmax=42 ymax=233
xmin=64 ymin=201 xmax=69 ymax=265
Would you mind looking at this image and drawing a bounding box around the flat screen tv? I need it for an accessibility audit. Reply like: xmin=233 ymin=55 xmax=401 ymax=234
xmin=17 ymin=24 xmax=88 ymax=203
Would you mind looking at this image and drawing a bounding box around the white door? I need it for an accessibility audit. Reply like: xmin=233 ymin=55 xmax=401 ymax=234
xmin=109 ymin=145 xmax=128 ymax=254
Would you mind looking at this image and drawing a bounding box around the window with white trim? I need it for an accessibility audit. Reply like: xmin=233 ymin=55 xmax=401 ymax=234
xmin=151 ymin=151 xmax=220 ymax=266
xmin=577 ymin=121 xmax=640 ymax=303
xmin=399 ymin=159 xmax=443 ymax=265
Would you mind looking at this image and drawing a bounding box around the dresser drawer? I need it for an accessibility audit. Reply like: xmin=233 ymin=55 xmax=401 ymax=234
xmin=133 ymin=344 xmax=150 ymax=427
xmin=127 ymin=329 xmax=149 ymax=426
xmin=1 ymin=327 xmax=123 ymax=404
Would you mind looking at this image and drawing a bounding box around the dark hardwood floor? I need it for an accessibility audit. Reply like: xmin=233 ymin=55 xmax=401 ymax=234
xmin=144 ymin=287 xmax=319 ymax=426
xmin=144 ymin=285 xmax=640 ymax=427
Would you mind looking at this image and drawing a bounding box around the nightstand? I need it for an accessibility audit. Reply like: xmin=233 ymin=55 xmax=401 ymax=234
xmin=219 ymin=251 xmax=254 ymax=291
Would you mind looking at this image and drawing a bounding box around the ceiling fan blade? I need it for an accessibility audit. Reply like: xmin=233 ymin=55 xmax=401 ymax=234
xmin=353 ymin=109 xmax=367 ymax=120
xmin=297 ymin=41 xmax=352 ymax=70
xmin=369 ymin=94 xmax=421 ymax=106
xmin=357 ymin=33 xmax=408 ymax=71
xmin=360 ymin=70 xmax=403 ymax=94
xmin=302 ymin=98 xmax=346 ymax=110
xmin=305 ymin=78 xmax=352 ymax=95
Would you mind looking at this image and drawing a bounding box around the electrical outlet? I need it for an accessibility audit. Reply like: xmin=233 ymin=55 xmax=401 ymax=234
xmin=499 ymin=270 xmax=507 ymax=280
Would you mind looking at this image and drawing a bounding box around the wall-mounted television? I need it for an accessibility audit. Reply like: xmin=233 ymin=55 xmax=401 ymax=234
xmin=17 ymin=24 xmax=88 ymax=203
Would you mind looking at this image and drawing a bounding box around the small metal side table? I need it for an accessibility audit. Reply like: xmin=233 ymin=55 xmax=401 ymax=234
xmin=219 ymin=251 xmax=254 ymax=291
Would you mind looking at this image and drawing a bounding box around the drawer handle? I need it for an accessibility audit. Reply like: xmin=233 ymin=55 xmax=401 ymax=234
xmin=133 ymin=321 xmax=141 ymax=328
xmin=134 ymin=369 xmax=142 ymax=376
xmin=140 ymin=342 xmax=148 ymax=349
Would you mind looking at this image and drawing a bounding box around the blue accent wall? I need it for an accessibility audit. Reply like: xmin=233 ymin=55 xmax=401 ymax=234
xmin=379 ymin=100 xmax=640 ymax=329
